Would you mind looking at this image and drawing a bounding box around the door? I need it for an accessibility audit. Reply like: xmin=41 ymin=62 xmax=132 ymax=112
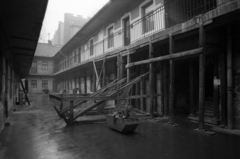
xmin=124 ymin=17 xmax=130 ymax=46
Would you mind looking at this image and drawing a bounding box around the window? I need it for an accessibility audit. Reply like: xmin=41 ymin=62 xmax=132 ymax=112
xmin=31 ymin=80 xmax=37 ymax=88
xmin=32 ymin=61 xmax=37 ymax=67
xmin=42 ymin=61 xmax=48 ymax=70
xmin=108 ymin=26 xmax=114 ymax=48
xmin=42 ymin=80 xmax=48 ymax=89
xmin=78 ymin=47 xmax=81 ymax=63
xmin=90 ymin=39 xmax=94 ymax=56
xmin=31 ymin=61 xmax=37 ymax=73
xmin=75 ymin=50 xmax=78 ymax=63
xmin=142 ymin=2 xmax=154 ymax=33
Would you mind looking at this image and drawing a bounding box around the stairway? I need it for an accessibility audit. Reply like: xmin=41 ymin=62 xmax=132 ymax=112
xmin=188 ymin=98 xmax=219 ymax=125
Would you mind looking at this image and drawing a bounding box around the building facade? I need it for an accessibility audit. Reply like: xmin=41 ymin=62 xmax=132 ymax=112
xmin=27 ymin=42 xmax=59 ymax=94
xmin=52 ymin=0 xmax=240 ymax=130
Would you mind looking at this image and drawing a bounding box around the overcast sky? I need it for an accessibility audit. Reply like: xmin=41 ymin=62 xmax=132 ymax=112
xmin=40 ymin=0 xmax=109 ymax=42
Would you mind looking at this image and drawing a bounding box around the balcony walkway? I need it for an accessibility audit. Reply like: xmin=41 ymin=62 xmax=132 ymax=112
xmin=0 ymin=94 xmax=240 ymax=159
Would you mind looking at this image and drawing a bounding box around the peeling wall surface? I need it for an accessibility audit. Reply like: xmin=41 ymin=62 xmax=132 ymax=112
xmin=233 ymin=25 xmax=240 ymax=129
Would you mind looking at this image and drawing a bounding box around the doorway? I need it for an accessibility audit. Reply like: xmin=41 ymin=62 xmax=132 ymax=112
xmin=123 ymin=17 xmax=130 ymax=46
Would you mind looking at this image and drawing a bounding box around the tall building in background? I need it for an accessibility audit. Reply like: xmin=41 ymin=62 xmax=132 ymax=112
xmin=53 ymin=21 xmax=64 ymax=46
xmin=52 ymin=13 xmax=89 ymax=46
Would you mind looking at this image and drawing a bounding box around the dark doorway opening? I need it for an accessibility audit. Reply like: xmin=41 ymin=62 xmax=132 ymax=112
xmin=124 ymin=17 xmax=130 ymax=46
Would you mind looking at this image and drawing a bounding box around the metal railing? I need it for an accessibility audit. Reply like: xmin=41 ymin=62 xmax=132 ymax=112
xmin=54 ymin=0 xmax=230 ymax=74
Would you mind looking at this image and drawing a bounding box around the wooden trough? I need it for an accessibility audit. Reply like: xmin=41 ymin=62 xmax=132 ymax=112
xmin=106 ymin=114 xmax=139 ymax=133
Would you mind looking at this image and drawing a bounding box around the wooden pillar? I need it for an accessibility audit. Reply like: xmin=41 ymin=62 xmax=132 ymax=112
xmin=140 ymin=64 xmax=145 ymax=111
xmin=227 ymin=26 xmax=233 ymax=129
xmin=93 ymin=70 xmax=96 ymax=92
xmin=159 ymin=62 xmax=164 ymax=116
xmin=198 ymin=22 xmax=206 ymax=130
xmin=149 ymin=40 xmax=154 ymax=118
xmin=102 ymin=62 xmax=106 ymax=86
xmin=163 ymin=61 xmax=168 ymax=116
xmin=213 ymin=55 xmax=219 ymax=119
xmin=189 ymin=61 xmax=195 ymax=115
xmin=84 ymin=76 xmax=87 ymax=94
xmin=219 ymin=50 xmax=227 ymax=126
xmin=168 ymin=34 xmax=175 ymax=124
xmin=127 ymin=53 xmax=131 ymax=105
xmin=69 ymin=100 xmax=74 ymax=125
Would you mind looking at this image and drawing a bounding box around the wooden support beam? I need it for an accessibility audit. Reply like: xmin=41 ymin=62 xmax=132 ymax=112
xmin=126 ymin=48 xmax=203 ymax=68
xmin=220 ymin=50 xmax=227 ymax=126
xmin=227 ymin=26 xmax=233 ymax=129
xmin=198 ymin=22 xmax=206 ymax=130
xmin=127 ymin=53 xmax=131 ymax=105
xmin=93 ymin=61 xmax=99 ymax=83
xmin=214 ymin=55 xmax=219 ymax=119
xmin=102 ymin=62 xmax=106 ymax=86
xmin=149 ymin=40 xmax=154 ymax=118
xmin=168 ymin=34 xmax=175 ymax=124
xmin=140 ymin=64 xmax=145 ymax=111
xmin=84 ymin=76 xmax=87 ymax=94
xmin=159 ymin=62 xmax=164 ymax=116
xmin=20 ymin=79 xmax=30 ymax=106
xmin=69 ymin=101 xmax=74 ymax=125
xmin=163 ymin=61 xmax=168 ymax=116
xmin=189 ymin=61 xmax=195 ymax=115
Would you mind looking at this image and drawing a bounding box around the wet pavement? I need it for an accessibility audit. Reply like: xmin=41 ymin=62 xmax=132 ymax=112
xmin=0 ymin=94 xmax=240 ymax=159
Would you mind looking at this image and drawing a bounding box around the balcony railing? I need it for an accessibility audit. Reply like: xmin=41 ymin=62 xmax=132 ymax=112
xmin=54 ymin=0 xmax=231 ymax=74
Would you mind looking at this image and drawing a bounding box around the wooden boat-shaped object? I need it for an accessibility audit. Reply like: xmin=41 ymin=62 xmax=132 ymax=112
xmin=106 ymin=114 xmax=139 ymax=133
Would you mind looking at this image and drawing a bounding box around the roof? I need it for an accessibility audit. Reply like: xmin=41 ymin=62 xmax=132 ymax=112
xmin=35 ymin=43 xmax=60 ymax=57
xmin=1 ymin=0 xmax=49 ymax=78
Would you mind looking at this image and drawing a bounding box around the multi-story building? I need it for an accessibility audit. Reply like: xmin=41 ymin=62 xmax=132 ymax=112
xmin=27 ymin=41 xmax=60 ymax=94
xmin=52 ymin=0 xmax=240 ymax=130
xmin=53 ymin=21 xmax=64 ymax=46
xmin=52 ymin=13 xmax=89 ymax=46
xmin=0 ymin=0 xmax=48 ymax=133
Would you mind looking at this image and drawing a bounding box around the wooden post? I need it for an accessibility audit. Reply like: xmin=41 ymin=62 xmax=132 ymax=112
xmin=69 ymin=100 xmax=74 ymax=125
xmin=159 ymin=62 xmax=164 ymax=116
xmin=84 ymin=76 xmax=87 ymax=94
xmin=189 ymin=61 xmax=195 ymax=115
xmin=198 ymin=22 xmax=206 ymax=130
xmin=213 ymin=55 xmax=219 ymax=119
xmin=127 ymin=53 xmax=131 ymax=105
xmin=163 ymin=61 xmax=168 ymax=116
xmin=149 ymin=40 xmax=154 ymax=118
xmin=93 ymin=70 xmax=96 ymax=92
xmin=168 ymin=34 xmax=175 ymax=124
xmin=227 ymin=26 xmax=233 ymax=129
xmin=20 ymin=79 xmax=30 ymax=106
xmin=140 ymin=64 xmax=145 ymax=111
xmin=219 ymin=50 xmax=227 ymax=126
xmin=102 ymin=61 xmax=106 ymax=86
xmin=60 ymin=94 xmax=63 ymax=111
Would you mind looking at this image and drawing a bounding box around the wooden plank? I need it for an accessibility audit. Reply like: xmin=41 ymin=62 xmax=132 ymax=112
xmin=189 ymin=61 xmax=195 ymax=115
xmin=126 ymin=48 xmax=203 ymax=68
